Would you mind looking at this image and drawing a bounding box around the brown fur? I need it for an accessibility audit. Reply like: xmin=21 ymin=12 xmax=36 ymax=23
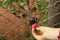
xmin=12 ymin=0 xmax=41 ymax=40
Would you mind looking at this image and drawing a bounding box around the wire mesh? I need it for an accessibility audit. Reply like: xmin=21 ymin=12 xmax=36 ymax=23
xmin=38 ymin=0 xmax=60 ymax=27
xmin=0 ymin=6 xmax=26 ymax=40
xmin=0 ymin=0 xmax=60 ymax=40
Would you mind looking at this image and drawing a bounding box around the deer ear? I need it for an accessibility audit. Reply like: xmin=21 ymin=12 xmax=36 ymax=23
xmin=26 ymin=0 xmax=30 ymax=5
xmin=13 ymin=2 xmax=27 ymax=14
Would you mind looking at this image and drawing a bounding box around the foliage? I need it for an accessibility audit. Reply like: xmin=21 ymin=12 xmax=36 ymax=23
xmin=35 ymin=0 xmax=49 ymax=26
xmin=22 ymin=31 xmax=36 ymax=40
xmin=0 ymin=35 xmax=6 ymax=40
xmin=17 ymin=0 xmax=27 ymax=6
xmin=0 ymin=0 xmax=27 ymax=10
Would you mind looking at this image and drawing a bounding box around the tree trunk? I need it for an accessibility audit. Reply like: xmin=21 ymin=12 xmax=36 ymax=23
xmin=48 ymin=0 xmax=60 ymax=28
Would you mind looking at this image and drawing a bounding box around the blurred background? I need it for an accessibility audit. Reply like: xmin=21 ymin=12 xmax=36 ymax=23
xmin=0 ymin=0 xmax=60 ymax=40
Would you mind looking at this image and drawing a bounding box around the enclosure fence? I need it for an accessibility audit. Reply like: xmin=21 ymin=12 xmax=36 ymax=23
xmin=39 ymin=0 xmax=60 ymax=27
xmin=0 ymin=0 xmax=60 ymax=40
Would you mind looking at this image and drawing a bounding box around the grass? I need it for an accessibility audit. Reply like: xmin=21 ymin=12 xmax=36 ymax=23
xmin=35 ymin=0 xmax=49 ymax=26
xmin=0 ymin=35 xmax=6 ymax=40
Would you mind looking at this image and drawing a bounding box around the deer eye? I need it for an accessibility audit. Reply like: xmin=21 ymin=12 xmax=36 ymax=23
xmin=31 ymin=7 xmax=37 ymax=13
xmin=12 ymin=12 xmax=17 ymax=15
xmin=12 ymin=12 xmax=21 ymax=18
xmin=22 ymin=13 xmax=27 ymax=18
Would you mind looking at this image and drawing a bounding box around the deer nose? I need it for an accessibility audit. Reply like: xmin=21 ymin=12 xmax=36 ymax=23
xmin=29 ymin=17 xmax=37 ymax=25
